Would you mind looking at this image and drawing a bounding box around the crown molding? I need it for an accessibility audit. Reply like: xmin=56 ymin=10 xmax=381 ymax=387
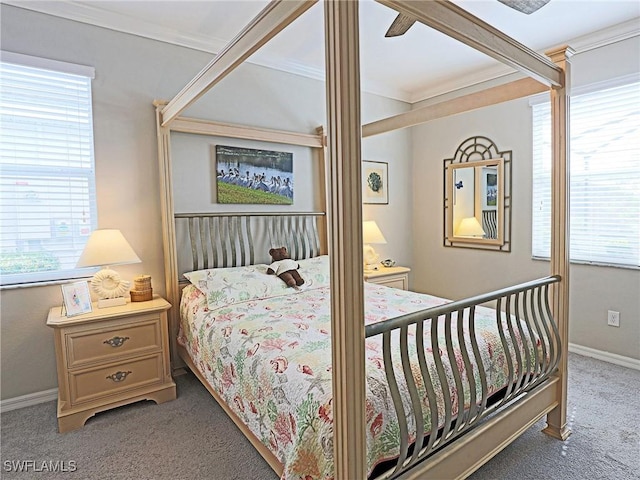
xmin=569 ymin=18 xmax=639 ymax=54
xmin=409 ymin=63 xmax=517 ymax=104
xmin=244 ymin=50 xmax=414 ymax=102
xmin=3 ymin=1 xmax=231 ymax=55
xmin=410 ymin=19 xmax=640 ymax=104
xmin=3 ymin=1 xmax=412 ymax=102
xmin=4 ymin=1 xmax=637 ymax=105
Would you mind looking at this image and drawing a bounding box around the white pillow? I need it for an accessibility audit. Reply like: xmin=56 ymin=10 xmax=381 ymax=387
xmin=184 ymin=264 xmax=287 ymax=310
xmin=296 ymin=255 xmax=330 ymax=287
xmin=183 ymin=255 xmax=331 ymax=311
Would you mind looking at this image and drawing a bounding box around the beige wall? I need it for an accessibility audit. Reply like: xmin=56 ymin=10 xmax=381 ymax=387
xmin=411 ymin=36 xmax=640 ymax=361
xmin=0 ymin=5 xmax=411 ymax=400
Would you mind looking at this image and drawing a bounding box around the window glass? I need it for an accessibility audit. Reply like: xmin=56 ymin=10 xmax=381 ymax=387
xmin=532 ymin=80 xmax=640 ymax=268
xmin=0 ymin=53 xmax=97 ymax=286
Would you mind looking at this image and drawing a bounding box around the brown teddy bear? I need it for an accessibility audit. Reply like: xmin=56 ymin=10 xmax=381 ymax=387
xmin=267 ymin=247 xmax=304 ymax=288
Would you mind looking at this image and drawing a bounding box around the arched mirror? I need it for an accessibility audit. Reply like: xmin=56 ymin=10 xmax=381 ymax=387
xmin=444 ymin=137 xmax=511 ymax=251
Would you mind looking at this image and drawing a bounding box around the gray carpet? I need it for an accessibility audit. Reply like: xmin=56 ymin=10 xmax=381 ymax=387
xmin=1 ymin=353 xmax=639 ymax=479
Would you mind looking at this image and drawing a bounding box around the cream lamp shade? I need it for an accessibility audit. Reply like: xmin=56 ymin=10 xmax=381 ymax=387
xmin=456 ymin=217 xmax=486 ymax=237
xmin=76 ymin=229 xmax=141 ymax=308
xmin=363 ymin=221 xmax=387 ymax=270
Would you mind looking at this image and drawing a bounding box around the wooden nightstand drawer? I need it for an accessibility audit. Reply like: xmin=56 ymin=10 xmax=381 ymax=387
xmin=69 ymin=353 xmax=163 ymax=405
xmin=375 ymin=277 xmax=407 ymax=290
xmin=66 ymin=315 xmax=162 ymax=368
xmin=364 ymin=266 xmax=410 ymax=291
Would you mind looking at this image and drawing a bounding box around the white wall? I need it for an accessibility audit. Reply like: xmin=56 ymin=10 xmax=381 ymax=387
xmin=362 ymin=127 xmax=413 ymax=268
xmin=0 ymin=4 xmax=411 ymax=400
xmin=411 ymin=36 xmax=640 ymax=361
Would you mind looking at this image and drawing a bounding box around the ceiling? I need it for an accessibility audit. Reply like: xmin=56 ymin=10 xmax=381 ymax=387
xmin=4 ymin=0 xmax=639 ymax=103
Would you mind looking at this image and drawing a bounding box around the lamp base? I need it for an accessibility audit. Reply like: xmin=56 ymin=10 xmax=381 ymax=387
xmin=97 ymin=297 xmax=127 ymax=308
xmin=363 ymin=244 xmax=380 ymax=268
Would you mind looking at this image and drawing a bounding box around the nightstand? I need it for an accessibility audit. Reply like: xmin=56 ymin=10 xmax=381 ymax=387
xmin=47 ymin=296 xmax=176 ymax=433
xmin=364 ymin=266 xmax=411 ymax=290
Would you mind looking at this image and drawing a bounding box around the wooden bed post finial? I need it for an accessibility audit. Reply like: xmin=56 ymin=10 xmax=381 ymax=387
xmin=543 ymin=44 xmax=573 ymax=442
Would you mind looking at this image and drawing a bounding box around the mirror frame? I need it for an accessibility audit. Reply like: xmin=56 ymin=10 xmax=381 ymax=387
xmin=443 ymin=136 xmax=512 ymax=252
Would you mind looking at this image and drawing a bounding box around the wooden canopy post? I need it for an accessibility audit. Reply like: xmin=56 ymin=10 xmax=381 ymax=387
xmin=543 ymin=45 xmax=574 ymax=441
xmin=325 ymin=1 xmax=367 ymax=478
xmin=153 ymin=100 xmax=182 ymax=369
xmin=316 ymin=125 xmax=329 ymax=255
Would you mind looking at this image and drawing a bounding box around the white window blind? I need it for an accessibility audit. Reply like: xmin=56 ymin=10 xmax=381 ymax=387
xmin=532 ymin=80 xmax=640 ymax=268
xmin=0 ymin=53 xmax=97 ymax=286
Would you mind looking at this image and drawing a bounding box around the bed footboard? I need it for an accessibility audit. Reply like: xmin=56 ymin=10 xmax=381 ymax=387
xmin=365 ymin=276 xmax=561 ymax=479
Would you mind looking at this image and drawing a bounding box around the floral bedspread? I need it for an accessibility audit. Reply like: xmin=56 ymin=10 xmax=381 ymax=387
xmin=179 ymin=272 xmax=527 ymax=480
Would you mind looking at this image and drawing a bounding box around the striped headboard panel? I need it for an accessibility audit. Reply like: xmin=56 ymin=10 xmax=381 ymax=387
xmin=482 ymin=210 xmax=498 ymax=240
xmin=174 ymin=212 xmax=324 ymax=277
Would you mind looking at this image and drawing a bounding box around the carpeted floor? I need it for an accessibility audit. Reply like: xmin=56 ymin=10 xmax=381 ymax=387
xmin=1 ymin=353 xmax=639 ymax=479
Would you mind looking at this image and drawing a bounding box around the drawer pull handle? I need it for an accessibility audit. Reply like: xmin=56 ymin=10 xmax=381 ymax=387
xmin=103 ymin=336 xmax=130 ymax=348
xmin=106 ymin=371 xmax=132 ymax=382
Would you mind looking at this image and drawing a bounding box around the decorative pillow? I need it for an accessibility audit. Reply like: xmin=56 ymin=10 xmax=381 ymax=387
xmin=183 ymin=255 xmax=330 ymax=311
xmin=297 ymin=255 xmax=330 ymax=288
xmin=183 ymin=264 xmax=289 ymax=310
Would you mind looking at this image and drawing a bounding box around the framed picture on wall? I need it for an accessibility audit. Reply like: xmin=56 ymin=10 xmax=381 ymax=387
xmin=481 ymin=166 xmax=499 ymax=209
xmin=215 ymin=145 xmax=294 ymax=205
xmin=362 ymin=160 xmax=388 ymax=205
xmin=61 ymin=281 xmax=93 ymax=317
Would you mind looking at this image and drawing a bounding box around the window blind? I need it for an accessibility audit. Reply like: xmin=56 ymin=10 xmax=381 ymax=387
xmin=0 ymin=53 xmax=97 ymax=286
xmin=532 ymin=80 xmax=640 ymax=268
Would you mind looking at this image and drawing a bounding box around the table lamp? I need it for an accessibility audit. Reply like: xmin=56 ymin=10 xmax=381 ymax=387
xmin=455 ymin=217 xmax=486 ymax=238
xmin=76 ymin=229 xmax=141 ymax=308
xmin=363 ymin=220 xmax=387 ymax=271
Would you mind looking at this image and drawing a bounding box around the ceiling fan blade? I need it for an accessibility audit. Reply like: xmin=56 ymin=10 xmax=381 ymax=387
xmin=497 ymin=0 xmax=550 ymax=14
xmin=385 ymin=13 xmax=416 ymax=37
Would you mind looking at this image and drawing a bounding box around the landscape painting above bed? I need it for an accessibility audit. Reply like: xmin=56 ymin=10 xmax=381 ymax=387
xmin=215 ymin=145 xmax=294 ymax=205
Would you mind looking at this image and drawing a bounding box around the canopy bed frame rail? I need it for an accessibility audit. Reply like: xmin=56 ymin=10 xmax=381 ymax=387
xmin=366 ymin=275 xmax=561 ymax=479
xmin=155 ymin=0 xmax=572 ymax=478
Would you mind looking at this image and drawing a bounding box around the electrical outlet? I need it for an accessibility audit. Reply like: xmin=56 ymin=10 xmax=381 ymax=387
xmin=607 ymin=310 xmax=620 ymax=327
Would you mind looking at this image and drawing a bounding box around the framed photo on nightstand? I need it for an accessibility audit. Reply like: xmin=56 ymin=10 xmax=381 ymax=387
xmin=61 ymin=281 xmax=93 ymax=317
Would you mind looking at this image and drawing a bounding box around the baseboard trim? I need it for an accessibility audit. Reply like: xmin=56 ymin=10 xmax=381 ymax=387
xmin=0 ymin=388 xmax=58 ymax=413
xmin=569 ymin=343 xmax=640 ymax=371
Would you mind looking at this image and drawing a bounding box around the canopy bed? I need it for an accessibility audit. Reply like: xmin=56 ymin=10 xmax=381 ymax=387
xmin=154 ymin=1 xmax=571 ymax=479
